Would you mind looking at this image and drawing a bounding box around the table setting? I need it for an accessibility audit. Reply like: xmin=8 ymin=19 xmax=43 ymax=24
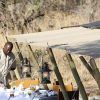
xmin=0 ymin=82 xmax=58 ymax=100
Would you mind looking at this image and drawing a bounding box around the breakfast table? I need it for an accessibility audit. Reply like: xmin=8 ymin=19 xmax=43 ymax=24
xmin=0 ymin=87 xmax=58 ymax=100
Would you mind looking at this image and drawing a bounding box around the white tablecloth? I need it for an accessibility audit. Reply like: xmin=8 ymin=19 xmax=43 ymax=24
xmin=0 ymin=89 xmax=57 ymax=100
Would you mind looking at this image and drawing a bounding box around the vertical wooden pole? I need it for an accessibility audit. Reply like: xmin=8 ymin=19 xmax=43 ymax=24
xmin=66 ymin=53 xmax=88 ymax=100
xmin=47 ymin=47 xmax=70 ymax=100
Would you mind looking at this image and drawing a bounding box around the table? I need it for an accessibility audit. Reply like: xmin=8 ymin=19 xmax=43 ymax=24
xmin=0 ymin=94 xmax=57 ymax=100
xmin=0 ymin=89 xmax=58 ymax=100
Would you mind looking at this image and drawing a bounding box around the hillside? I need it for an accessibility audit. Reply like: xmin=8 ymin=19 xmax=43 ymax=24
xmin=0 ymin=0 xmax=100 ymax=35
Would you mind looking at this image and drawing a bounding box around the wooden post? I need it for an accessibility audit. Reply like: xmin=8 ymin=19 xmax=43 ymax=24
xmin=90 ymin=58 xmax=100 ymax=89
xmin=5 ymin=36 xmax=8 ymax=42
xmin=26 ymin=44 xmax=39 ymax=67
xmin=14 ymin=67 xmax=21 ymax=80
xmin=26 ymin=44 xmax=40 ymax=79
xmin=14 ymin=42 xmax=23 ymax=61
xmin=79 ymin=56 xmax=94 ymax=78
xmin=13 ymin=42 xmax=23 ymax=80
xmin=66 ymin=53 xmax=88 ymax=100
xmin=47 ymin=47 xmax=70 ymax=100
xmin=80 ymin=56 xmax=100 ymax=90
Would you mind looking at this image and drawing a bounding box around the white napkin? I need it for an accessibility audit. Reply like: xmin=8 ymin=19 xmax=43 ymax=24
xmin=47 ymin=91 xmax=57 ymax=96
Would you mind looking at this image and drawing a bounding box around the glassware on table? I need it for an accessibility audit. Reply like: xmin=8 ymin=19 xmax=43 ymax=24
xmin=30 ymin=85 xmax=36 ymax=91
xmin=10 ymin=89 xmax=14 ymax=96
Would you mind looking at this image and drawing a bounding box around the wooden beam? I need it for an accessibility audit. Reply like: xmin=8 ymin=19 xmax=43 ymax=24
xmin=66 ymin=53 xmax=88 ymax=100
xmin=90 ymin=58 xmax=100 ymax=90
xmin=47 ymin=47 xmax=70 ymax=100
xmin=13 ymin=42 xmax=23 ymax=80
xmin=26 ymin=44 xmax=39 ymax=67
xmin=14 ymin=42 xmax=23 ymax=61
xmin=79 ymin=56 xmax=94 ymax=78
xmin=80 ymin=56 xmax=100 ymax=90
xmin=26 ymin=44 xmax=41 ymax=79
